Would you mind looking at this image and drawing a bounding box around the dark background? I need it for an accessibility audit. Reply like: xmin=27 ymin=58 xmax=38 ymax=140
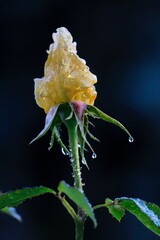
xmin=0 ymin=0 xmax=160 ymax=239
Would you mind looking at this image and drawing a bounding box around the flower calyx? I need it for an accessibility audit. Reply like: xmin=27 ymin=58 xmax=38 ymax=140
xmin=31 ymin=101 xmax=133 ymax=168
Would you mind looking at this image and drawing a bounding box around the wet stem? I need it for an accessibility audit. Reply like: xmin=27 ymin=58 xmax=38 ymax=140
xmin=68 ymin=123 xmax=85 ymax=240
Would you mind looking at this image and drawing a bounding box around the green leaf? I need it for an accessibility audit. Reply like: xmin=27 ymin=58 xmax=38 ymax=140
xmin=30 ymin=105 xmax=60 ymax=143
xmin=105 ymin=198 xmax=125 ymax=222
xmin=58 ymin=181 xmax=97 ymax=227
xmin=0 ymin=186 xmax=56 ymax=209
xmin=116 ymin=197 xmax=160 ymax=236
xmin=1 ymin=207 xmax=22 ymax=222
xmin=86 ymin=105 xmax=133 ymax=140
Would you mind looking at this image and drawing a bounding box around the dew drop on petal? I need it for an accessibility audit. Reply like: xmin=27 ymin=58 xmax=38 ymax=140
xmin=92 ymin=153 xmax=97 ymax=159
xmin=128 ymin=136 xmax=134 ymax=143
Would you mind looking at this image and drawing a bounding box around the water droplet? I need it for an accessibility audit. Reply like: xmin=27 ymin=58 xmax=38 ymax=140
xmin=92 ymin=153 xmax=97 ymax=159
xmin=78 ymin=144 xmax=81 ymax=148
xmin=82 ymin=158 xmax=86 ymax=165
xmin=128 ymin=136 xmax=134 ymax=143
xmin=70 ymin=158 xmax=74 ymax=163
xmin=61 ymin=148 xmax=69 ymax=155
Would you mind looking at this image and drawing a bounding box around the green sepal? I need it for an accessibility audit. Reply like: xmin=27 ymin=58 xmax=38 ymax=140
xmin=77 ymin=114 xmax=89 ymax=168
xmin=58 ymin=181 xmax=97 ymax=227
xmin=69 ymin=101 xmax=86 ymax=125
xmin=86 ymin=129 xmax=100 ymax=142
xmin=54 ymin=126 xmax=70 ymax=155
xmin=77 ymin=126 xmax=88 ymax=169
xmin=116 ymin=197 xmax=160 ymax=236
xmin=105 ymin=198 xmax=125 ymax=222
xmin=48 ymin=126 xmax=55 ymax=151
xmin=69 ymin=101 xmax=95 ymax=153
xmin=1 ymin=207 xmax=22 ymax=222
xmin=0 ymin=186 xmax=56 ymax=209
xmin=86 ymin=105 xmax=133 ymax=140
xmin=30 ymin=105 xmax=60 ymax=144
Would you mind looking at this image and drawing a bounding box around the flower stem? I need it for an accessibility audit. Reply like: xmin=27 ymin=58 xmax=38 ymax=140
xmin=68 ymin=124 xmax=83 ymax=191
xmin=75 ymin=218 xmax=85 ymax=240
xmin=67 ymin=117 xmax=85 ymax=240
xmin=57 ymin=194 xmax=78 ymax=220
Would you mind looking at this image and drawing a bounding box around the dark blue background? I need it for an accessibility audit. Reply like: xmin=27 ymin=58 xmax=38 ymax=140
xmin=0 ymin=0 xmax=160 ymax=239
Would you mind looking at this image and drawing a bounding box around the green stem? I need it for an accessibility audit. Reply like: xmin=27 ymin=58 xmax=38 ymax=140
xmin=93 ymin=204 xmax=106 ymax=210
xmin=67 ymin=118 xmax=85 ymax=240
xmin=68 ymin=125 xmax=83 ymax=191
xmin=75 ymin=218 xmax=85 ymax=240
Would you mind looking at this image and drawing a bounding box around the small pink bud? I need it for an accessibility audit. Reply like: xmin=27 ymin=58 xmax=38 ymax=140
xmin=69 ymin=101 xmax=86 ymax=124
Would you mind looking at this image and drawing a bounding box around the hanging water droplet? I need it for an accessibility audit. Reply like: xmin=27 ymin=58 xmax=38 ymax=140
xmin=61 ymin=148 xmax=69 ymax=155
xmin=128 ymin=136 xmax=134 ymax=143
xmin=78 ymin=144 xmax=81 ymax=148
xmin=92 ymin=153 xmax=97 ymax=159
xmin=70 ymin=158 xmax=74 ymax=163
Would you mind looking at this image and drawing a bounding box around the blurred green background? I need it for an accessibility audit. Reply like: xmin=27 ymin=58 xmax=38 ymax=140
xmin=0 ymin=0 xmax=160 ymax=239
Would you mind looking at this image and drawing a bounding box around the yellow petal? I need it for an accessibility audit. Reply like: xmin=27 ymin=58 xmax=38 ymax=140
xmin=34 ymin=27 xmax=97 ymax=113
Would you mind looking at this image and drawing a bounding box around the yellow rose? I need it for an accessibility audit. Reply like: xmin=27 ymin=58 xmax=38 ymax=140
xmin=34 ymin=27 xmax=97 ymax=113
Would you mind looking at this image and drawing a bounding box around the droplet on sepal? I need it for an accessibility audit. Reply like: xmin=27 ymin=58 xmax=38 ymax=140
xmin=70 ymin=158 xmax=74 ymax=163
xmin=82 ymin=158 xmax=86 ymax=165
xmin=128 ymin=136 xmax=134 ymax=143
xmin=61 ymin=148 xmax=69 ymax=155
xmin=92 ymin=153 xmax=97 ymax=159
xmin=81 ymin=157 xmax=89 ymax=169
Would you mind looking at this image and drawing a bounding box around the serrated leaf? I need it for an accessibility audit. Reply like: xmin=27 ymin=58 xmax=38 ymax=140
xmin=30 ymin=105 xmax=60 ymax=143
xmin=87 ymin=105 xmax=133 ymax=139
xmin=1 ymin=207 xmax=22 ymax=222
xmin=58 ymin=181 xmax=97 ymax=227
xmin=116 ymin=197 xmax=160 ymax=236
xmin=0 ymin=186 xmax=56 ymax=209
xmin=105 ymin=198 xmax=125 ymax=222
